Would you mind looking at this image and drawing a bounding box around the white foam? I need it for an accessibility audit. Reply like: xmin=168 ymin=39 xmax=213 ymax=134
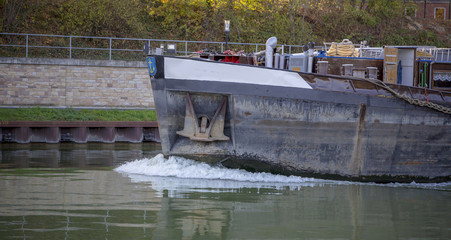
xmin=115 ymin=154 xmax=336 ymax=197
xmin=115 ymin=154 xmax=324 ymax=184
xmin=115 ymin=154 xmax=451 ymax=193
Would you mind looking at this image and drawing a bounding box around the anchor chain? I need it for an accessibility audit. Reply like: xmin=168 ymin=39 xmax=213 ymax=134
xmin=362 ymin=78 xmax=451 ymax=115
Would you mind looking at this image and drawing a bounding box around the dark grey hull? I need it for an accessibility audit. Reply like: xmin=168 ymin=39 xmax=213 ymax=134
xmin=150 ymin=57 xmax=451 ymax=183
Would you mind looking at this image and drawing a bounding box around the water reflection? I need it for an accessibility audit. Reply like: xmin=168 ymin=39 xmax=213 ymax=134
xmin=0 ymin=170 xmax=159 ymax=239
xmin=0 ymin=144 xmax=450 ymax=239
xmin=0 ymin=142 xmax=161 ymax=168
xmin=1 ymin=170 xmax=450 ymax=239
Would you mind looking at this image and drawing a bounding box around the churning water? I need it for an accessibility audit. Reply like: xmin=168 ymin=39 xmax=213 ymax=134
xmin=0 ymin=143 xmax=450 ymax=239
xmin=116 ymin=153 xmax=451 ymax=191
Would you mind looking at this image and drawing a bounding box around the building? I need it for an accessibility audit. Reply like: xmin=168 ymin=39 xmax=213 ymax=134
xmin=409 ymin=0 xmax=451 ymax=20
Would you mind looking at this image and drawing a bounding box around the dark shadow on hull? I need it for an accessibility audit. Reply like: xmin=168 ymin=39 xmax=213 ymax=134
xmin=220 ymin=156 xmax=451 ymax=184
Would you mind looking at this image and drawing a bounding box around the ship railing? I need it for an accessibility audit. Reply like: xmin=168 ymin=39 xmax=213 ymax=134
xmin=320 ymin=42 xmax=451 ymax=62
xmin=359 ymin=47 xmax=384 ymax=59
xmin=433 ymin=48 xmax=451 ymax=62
xmin=323 ymin=41 xmax=384 ymax=59
xmin=417 ymin=46 xmax=451 ymax=62
xmin=0 ymin=33 xmax=308 ymax=61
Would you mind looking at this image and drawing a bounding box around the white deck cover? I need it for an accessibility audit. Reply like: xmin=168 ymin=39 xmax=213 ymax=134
xmin=164 ymin=57 xmax=312 ymax=89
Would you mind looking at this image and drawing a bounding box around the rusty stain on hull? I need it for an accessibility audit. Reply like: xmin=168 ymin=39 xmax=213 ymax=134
xmin=349 ymin=103 xmax=366 ymax=177
xmin=398 ymin=162 xmax=424 ymax=165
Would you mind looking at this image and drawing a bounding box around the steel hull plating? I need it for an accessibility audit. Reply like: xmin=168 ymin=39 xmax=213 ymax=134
xmin=150 ymin=57 xmax=451 ymax=182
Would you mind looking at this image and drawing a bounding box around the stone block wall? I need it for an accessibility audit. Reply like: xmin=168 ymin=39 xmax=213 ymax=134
xmin=0 ymin=58 xmax=154 ymax=108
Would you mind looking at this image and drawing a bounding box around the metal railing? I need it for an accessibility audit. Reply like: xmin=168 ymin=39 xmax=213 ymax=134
xmin=359 ymin=47 xmax=384 ymax=59
xmin=321 ymin=44 xmax=451 ymax=62
xmin=417 ymin=46 xmax=451 ymax=62
xmin=3 ymin=33 xmax=448 ymax=62
xmin=0 ymin=33 xmax=307 ymax=61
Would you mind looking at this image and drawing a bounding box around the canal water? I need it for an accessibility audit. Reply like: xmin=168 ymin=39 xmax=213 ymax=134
xmin=0 ymin=143 xmax=450 ymax=239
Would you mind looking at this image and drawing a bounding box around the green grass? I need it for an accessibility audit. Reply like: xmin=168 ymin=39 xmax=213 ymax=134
xmin=0 ymin=107 xmax=157 ymax=121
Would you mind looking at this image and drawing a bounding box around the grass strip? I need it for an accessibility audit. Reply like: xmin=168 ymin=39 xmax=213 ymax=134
xmin=0 ymin=107 xmax=157 ymax=121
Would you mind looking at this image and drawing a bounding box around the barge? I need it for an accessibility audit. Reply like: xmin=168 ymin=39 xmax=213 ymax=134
xmin=148 ymin=45 xmax=451 ymax=183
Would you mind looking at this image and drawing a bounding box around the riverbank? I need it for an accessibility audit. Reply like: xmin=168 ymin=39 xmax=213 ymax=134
xmin=0 ymin=107 xmax=157 ymax=121
xmin=0 ymin=120 xmax=160 ymax=143
xmin=0 ymin=108 xmax=159 ymax=143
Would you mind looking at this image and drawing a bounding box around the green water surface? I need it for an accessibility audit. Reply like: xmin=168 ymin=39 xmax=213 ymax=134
xmin=0 ymin=143 xmax=450 ymax=239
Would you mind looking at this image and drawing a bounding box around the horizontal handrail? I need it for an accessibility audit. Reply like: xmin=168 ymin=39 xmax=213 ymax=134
xmin=0 ymin=32 xmax=308 ymax=60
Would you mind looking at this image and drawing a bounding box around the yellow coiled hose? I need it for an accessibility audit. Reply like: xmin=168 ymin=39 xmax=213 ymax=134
xmin=327 ymin=39 xmax=359 ymax=57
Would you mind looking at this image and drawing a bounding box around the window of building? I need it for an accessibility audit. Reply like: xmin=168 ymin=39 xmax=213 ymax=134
xmin=434 ymin=7 xmax=445 ymax=20
xmin=405 ymin=7 xmax=417 ymax=17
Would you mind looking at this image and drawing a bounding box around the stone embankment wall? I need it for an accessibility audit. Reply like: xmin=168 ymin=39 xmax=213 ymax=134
xmin=0 ymin=58 xmax=153 ymax=108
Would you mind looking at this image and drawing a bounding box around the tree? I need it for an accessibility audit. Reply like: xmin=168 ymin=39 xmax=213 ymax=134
xmin=1 ymin=0 xmax=27 ymax=32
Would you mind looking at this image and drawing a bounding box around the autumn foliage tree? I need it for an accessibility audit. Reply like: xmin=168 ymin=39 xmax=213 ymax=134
xmin=0 ymin=0 xmax=449 ymax=47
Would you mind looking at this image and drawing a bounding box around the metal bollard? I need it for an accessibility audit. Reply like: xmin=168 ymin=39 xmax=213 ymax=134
xmin=367 ymin=67 xmax=378 ymax=79
xmin=342 ymin=64 xmax=353 ymax=76
xmin=317 ymin=61 xmax=329 ymax=74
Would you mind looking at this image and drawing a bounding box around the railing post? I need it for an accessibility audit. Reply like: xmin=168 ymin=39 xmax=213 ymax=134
xmin=109 ymin=38 xmax=112 ymax=60
xmin=289 ymin=46 xmax=292 ymax=55
xmin=255 ymin=44 xmax=258 ymax=53
xmin=185 ymin=41 xmax=188 ymax=56
xmin=221 ymin=43 xmax=223 ymax=53
xmin=69 ymin=36 xmax=72 ymax=59
xmin=147 ymin=39 xmax=150 ymax=55
xmin=25 ymin=34 xmax=29 ymax=58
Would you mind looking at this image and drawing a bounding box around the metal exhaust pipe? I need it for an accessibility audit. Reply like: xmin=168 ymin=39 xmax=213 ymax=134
xmin=265 ymin=37 xmax=277 ymax=68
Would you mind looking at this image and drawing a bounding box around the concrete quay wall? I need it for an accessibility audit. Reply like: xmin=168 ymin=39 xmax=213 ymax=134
xmin=0 ymin=58 xmax=153 ymax=108
xmin=0 ymin=121 xmax=160 ymax=143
